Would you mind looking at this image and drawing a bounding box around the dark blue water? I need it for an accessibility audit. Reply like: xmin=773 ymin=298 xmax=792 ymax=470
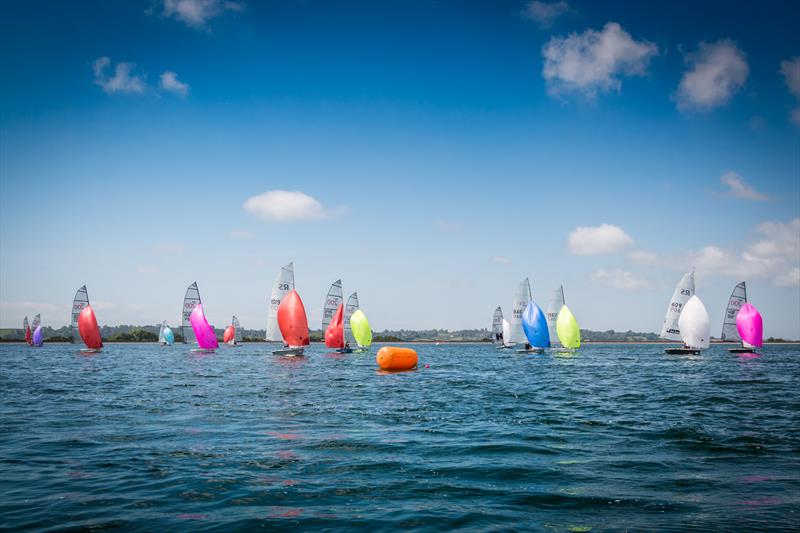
xmin=1 ymin=343 xmax=798 ymax=531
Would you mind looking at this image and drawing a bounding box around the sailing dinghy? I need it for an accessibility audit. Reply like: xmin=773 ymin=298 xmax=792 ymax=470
xmin=344 ymin=292 xmax=371 ymax=352
xmin=31 ymin=314 xmax=43 ymax=347
xmin=182 ymin=282 xmax=201 ymax=345
xmin=23 ymin=316 xmax=31 ymax=346
xmin=551 ymin=286 xmax=581 ymax=352
xmin=224 ymin=316 xmax=242 ymax=347
xmin=735 ymin=302 xmax=763 ymax=354
xmin=72 ymin=285 xmax=103 ymax=352
xmin=158 ymin=321 xmax=174 ymax=346
xmin=266 ymin=263 xmax=295 ymax=348
xmin=323 ymin=279 xmax=351 ymax=353
xmin=721 ymin=282 xmax=761 ymax=353
xmin=275 ymin=289 xmax=310 ymax=355
xmin=666 ymin=295 xmax=710 ymax=355
xmin=520 ymin=300 xmax=549 ymax=353
xmin=660 ymin=270 xmax=696 ymax=354
xmin=190 ymin=302 xmax=218 ymax=353
xmin=492 ymin=306 xmax=511 ymax=349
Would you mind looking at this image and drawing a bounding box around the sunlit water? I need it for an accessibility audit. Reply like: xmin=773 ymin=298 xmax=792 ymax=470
xmin=0 ymin=343 xmax=798 ymax=531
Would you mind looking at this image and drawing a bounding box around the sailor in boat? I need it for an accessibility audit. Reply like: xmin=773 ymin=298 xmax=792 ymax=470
xmin=524 ymin=342 xmax=532 ymax=351
xmin=344 ymin=341 xmax=351 ymax=349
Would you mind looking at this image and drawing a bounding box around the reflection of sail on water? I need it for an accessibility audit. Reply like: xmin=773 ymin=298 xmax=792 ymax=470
xmin=546 ymin=286 xmax=565 ymax=348
xmin=321 ymin=279 xmax=343 ymax=332
xmin=721 ymin=281 xmax=746 ymax=343
xmin=509 ymin=278 xmax=532 ymax=345
xmin=182 ymin=282 xmax=201 ymax=344
xmin=660 ymin=271 xmax=695 ymax=341
xmin=343 ymin=292 xmax=359 ymax=345
xmin=492 ymin=307 xmax=503 ymax=344
xmin=266 ymin=263 xmax=294 ymax=341
xmin=233 ymin=315 xmax=242 ymax=343
xmin=71 ymin=285 xmax=89 ymax=344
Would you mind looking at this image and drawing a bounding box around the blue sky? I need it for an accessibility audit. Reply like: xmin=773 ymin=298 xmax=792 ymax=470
xmin=1 ymin=0 xmax=799 ymax=337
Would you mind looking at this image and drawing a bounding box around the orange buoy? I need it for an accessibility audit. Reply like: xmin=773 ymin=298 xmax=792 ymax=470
xmin=376 ymin=346 xmax=418 ymax=371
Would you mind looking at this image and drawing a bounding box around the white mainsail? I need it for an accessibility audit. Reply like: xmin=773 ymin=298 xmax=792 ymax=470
xmin=343 ymin=292 xmax=359 ymax=345
xmin=721 ymin=281 xmax=746 ymax=344
xmin=158 ymin=320 xmax=167 ymax=344
xmin=321 ymin=279 xmax=344 ymax=332
xmin=31 ymin=314 xmax=41 ymax=330
xmin=492 ymin=306 xmax=503 ymax=344
xmin=678 ymin=295 xmax=710 ymax=350
xmin=660 ymin=270 xmax=695 ymax=341
xmin=546 ymin=285 xmax=565 ymax=348
xmin=71 ymin=285 xmax=89 ymax=344
xmin=509 ymin=278 xmax=532 ymax=345
xmin=182 ymin=282 xmax=201 ymax=344
xmin=266 ymin=262 xmax=295 ymax=341
xmin=233 ymin=315 xmax=242 ymax=343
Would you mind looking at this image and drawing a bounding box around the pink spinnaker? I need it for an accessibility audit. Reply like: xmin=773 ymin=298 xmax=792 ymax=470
xmin=736 ymin=303 xmax=763 ymax=348
xmin=190 ymin=304 xmax=219 ymax=350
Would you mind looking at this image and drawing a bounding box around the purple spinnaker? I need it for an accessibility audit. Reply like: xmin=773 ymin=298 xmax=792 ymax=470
xmin=33 ymin=326 xmax=43 ymax=347
xmin=190 ymin=304 xmax=219 ymax=350
xmin=736 ymin=303 xmax=763 ymax=348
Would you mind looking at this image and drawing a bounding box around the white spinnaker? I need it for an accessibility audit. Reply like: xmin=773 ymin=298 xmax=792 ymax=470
xmin=71 ymin=285 xmax=89 ymax=344
xmin=492 ymin=306 xmax=503 ymax=344
xmin=343 ymin=292 xmax=359 ymax=345
xmin=158 ymin=320 xmax=166 ymax=344
xmin=660 ymin=271 xmax=695 ymax=341
xmin=31 ymin=314 xmax=41 ymax=330
xmin=509 ymin=278 xmax=532 ymax=345
xmin=502 ymin=319 xmax=511 ymax=347
xmin=721 ymin=281 xmax=746 ymax=343
xmin=546 ymin=286 xmax=565 ymax=348
xmin=182 ymin=282 xmax=201 ymax=344
xmin=321 ymin=279 xmax=344 ymax=332
xmin=233 ymin=315 xmax=242 ymax=343
xmin=678 ymin=295 xmax=710 ymax=350
xmin=266 ymin=263 xmax=295 ymax=341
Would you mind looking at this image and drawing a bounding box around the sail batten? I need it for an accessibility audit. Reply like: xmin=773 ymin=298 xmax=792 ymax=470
xmin=266 ymin=263 xmax=295 ymax=341
xmin=232 ymin=315 xmax=242 ymax=343
xmin=322 ymin=279 xmax=344 ymax=332
xmin=660 ymin=271 xmax=695 ymax=341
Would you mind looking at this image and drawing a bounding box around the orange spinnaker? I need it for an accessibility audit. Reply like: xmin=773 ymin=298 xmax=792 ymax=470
xmin=376 ymin=346 xmax=418 ymax=371
xmin=223 ymin=325 xmax=235 ymax=344
xmin=277 ymin=290 xmax=310 ymax=347
xmin=325 ymin=304 xmax=344 ymax=348
xmin=78 ymin=305 xmax=103 ymax=349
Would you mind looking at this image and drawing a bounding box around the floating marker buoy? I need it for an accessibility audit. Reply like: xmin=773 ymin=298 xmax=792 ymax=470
xmin=376 ymin=346 xmax=418 ymax=371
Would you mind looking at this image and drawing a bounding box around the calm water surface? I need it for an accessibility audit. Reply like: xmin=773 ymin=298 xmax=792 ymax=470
xmin=1 ymin=343 xmax=798 ymax=531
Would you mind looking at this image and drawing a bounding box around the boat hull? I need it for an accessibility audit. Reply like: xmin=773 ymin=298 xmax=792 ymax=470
xmin=665 ymin=348 xmax=701 ymax=355
xmin=729 ymin=348 xmax=756 ymax=353
xmin=273 ymin=347 xmax=305 ymax=356
xmin=335 ymin=348 xmax=354 ymax=354
xmin=517 ymin=348 xmax=545 ymax=354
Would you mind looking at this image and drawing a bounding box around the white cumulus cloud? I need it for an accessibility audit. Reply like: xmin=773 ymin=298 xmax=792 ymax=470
xmin=720 ymin=171 xmax=767 ymax=201
xmin=542 ymin=22 xmax=658 ymax=99
xmin=93 ymin=56 xmax=146 ymax=94
xmin=569 ymin=223 xmax=634 ymax=255
xmin=591 ymin=268 xmax=651 ymax=290
xmin=522 ymin=1 xmax=571 ymax=28
xmin=243 ymin=190 xmax=340 ymax=222
xmin=161 ymin=0 xmax=245 ymax=29
xmin=675 ymin=40 xmax=748 ymax=111
xmin=780 ymin=57 xmax=800 ymax=125
xmin=159 ymin=71 xmax=189 ymax=97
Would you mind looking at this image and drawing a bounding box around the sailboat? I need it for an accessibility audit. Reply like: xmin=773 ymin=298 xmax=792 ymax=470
xmin=274 ymin=289 xmax=310 ymax=355
xmin=509 ymin=278 xmax=534 ymax=351
xmin=721 ymin=282 xmax=760 ymax=353
xmin=549 ymin=286 xmax=581 ymax=352
xmin=223 ymin=315 xmax=242 ymax=347
xmin=322 ymin=279 xmax=351 ymax=353
xmin=545 ymin=286 xmax=564 ymax=350
xmin=343 ymin=292 xmax=371 ymax=352
xmin=182 ymin=282 xmax=201 ymax=345
xmin=23 ymin=316 xmax=31 ymax=346
xmin=660 ymin=270 xmax=695 ymax=354
xmin=492 ymin=306 xmax=509 ymax=349
xmin=189 ymin=302 xmax=218 ymax=352
xmin=350 ymin=309 xmax=372 ymax=351
xmin=667 ymin=295 xmax=710 ymax=355
xmin=158 ymin=321 xmax=174 ymax=346
xmin=520 ymin=300 xmax=549 ymax=353
xmin=72 ymin=285 xmax=103 ymax=352
xmin=266 ymin=263 xmax=294 ymax=344
xmin=735 ymin=300 xmax=763 ymax=354
xmin=31 ymin=314 xmax=43 ymax=347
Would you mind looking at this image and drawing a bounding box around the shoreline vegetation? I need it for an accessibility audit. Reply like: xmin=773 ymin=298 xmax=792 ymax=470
xmin=0 ymin=325 xmax=797 ymax=344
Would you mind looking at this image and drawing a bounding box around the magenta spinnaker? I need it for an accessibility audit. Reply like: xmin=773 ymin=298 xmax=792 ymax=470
xmin=190 ymin=304 xmax=219 ymax=350
xmin=736 ymin=303 xmax=763 ymax=348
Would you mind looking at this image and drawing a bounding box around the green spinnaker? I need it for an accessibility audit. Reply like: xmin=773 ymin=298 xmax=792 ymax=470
xmin=350 ymin=309 xmax=372 ymax=347
xmin=556 ymin=305 xmax=580 ymax=349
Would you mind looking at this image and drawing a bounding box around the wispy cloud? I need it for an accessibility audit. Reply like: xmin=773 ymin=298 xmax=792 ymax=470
xmin=93 ymin=57 xmax=146 ymax=94
xmin=491 ymin=256 xmax=511 ymax=264
xmin=522 ymin=1 xmax=571 ymax=28
xmin=542 ymin=22 xmax=658 ymax=99
xmin=161 ymin=0 xmax=245 ymax=30
xmin=675 ymin=40 xmax=748 ymax=112
xmin=720 ymin=171 xmax=767 ymax=201
xmin=243 ymin=190 xmax=344 ymax=222
xmin=591 ymin=268 xmax=651 ymax=290
xmin=159 ymin=71 xmax=189 ymax=97
xmin=569 ymin=223 xmax=634 ymax=255
xmin=136 ymin=266 xmax=160 ymax=273
xmin=780 ymin=57 xmax=800 ymax=125
xmin=230 ymin=230 xmax=255 ymax=240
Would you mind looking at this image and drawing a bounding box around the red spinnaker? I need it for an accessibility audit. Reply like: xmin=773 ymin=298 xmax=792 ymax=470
xmin=25 ymin=327 xmax=32 ymax=345
xmin=277 ymin=290 xmax=310 ymax=347
xmin=223 ymin=325 xmax=235 ymax=344
xmin=78 ymin=305 xmax=103 ymax=349
xmin=325 ymin=304 xmax=344 ymax=348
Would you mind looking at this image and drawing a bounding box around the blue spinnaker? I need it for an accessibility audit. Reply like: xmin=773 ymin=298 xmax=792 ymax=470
xmin=522 ymin=301 xmax=550 ymax=348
